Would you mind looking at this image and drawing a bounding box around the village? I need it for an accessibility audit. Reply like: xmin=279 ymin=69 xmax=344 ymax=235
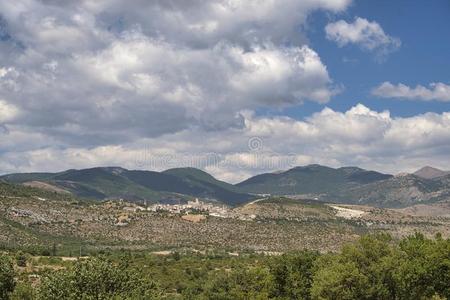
xmin=118 ymin=198 xmax=256 ymax=225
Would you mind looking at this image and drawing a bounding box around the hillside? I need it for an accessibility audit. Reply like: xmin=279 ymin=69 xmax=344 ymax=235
xmin=5 ymin=164 xmax=450 ymax=208
xmin=237 ymin=165 xmax=450 ymax=207
xmin=328 ymin=174 xmax=450 ymax=207
xmin=237 ymin=164 xmax=392 ymax=195
xmin=414 ymin=166 xmax=450 ymax=179
xmin=1 ymin=182 xmax=449 ymax=254
xmin=1 ymin=167 xmax=255 ymax=205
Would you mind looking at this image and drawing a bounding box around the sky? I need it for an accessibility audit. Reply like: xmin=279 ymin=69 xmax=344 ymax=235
xmin=0 ymin=0 xmax=449 ymax=183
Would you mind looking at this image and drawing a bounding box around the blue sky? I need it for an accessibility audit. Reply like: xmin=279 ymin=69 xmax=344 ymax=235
xmin=263 ymin=0 xmax=450 ymax=119
xmin=1 ymin=0 xmax=450 ymax=181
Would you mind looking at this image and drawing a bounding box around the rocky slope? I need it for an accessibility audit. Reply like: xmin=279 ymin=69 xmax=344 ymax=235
xmin=238 ymin=165 xmax=450 ymax=208
xmin=328 ymin=174 xmax=450 ymax=207
xmin=1 ymin=183 xmax=449 ymax=253
xmin=414 ymin=166 xmax=450 ymax=179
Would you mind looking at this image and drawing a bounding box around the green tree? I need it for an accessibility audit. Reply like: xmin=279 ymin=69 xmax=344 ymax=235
xmin=15 ymin=252 xmax=27 ymax=268
xmin=269 ymin=250 xmax=319 ymax=299
xmin=0 ymin=255 xmax=16 ymax=300
xmin=311 ymin=234 xmax=398 ymax=300
xmin=202 ymin=266 xmax=275 ymax=300
xmin=393 ymin=233 xmax=450 ymax=299
xmin=11 ymin=283 xmax=35 ymax=300
xmin=38 ymin=257 xmax=161 ymax=299
xmin=312 ymin=259 xmax=370 ymax=300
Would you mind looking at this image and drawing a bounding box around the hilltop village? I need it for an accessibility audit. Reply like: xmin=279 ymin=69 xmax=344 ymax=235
xmin=117 ymin=198 xmax=256 ymax=225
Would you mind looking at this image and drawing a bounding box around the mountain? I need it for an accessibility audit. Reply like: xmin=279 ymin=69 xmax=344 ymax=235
xmin=237 ymin=165 xmax=450 ymax=208
xmin=414 ymin=166 xmax=450 ymax=179
xmin=123 ymin=168 xmax=253 ymax=205
xmin=329 ymin=174 xmax=450 ymax=207
xmin=4 ymin=164 xmax=450 ymax=208
xmin=0 ymin=167 xmax=255 ymax=206
xmin=237 ymin=164 xmax=393 ymax=196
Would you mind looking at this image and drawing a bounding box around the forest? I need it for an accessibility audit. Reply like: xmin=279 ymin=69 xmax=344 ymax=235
xmin=0 ymin=233 xmax=449 ymax=300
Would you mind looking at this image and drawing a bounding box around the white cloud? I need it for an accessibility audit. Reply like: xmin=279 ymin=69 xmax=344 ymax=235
xmin=0 ymin=0 xmax=347 ymax=146
xmin=0 ymin=99 xmax=19 ymax=123
xmin=0 ymin=1 xmax=447 ymax=183
xmin=3 ymin=104 xmax=450 ymax=183
xmin=372 ymin=82 xmax=450 ymax=102
xmin=325 ymin=17 xmax=400 ymax=58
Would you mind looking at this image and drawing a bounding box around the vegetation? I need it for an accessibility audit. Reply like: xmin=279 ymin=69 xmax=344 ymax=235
xmin=1 ymin=182 xmax=449 ymax=254
xmin=0 ymin=182 xmax=77 ymax=203
xmin=237 ymin=165 xmax=392 ymax=196
xmin=238 ymin=164 xmax=450 ymax=208
xmin=4 ymin=164 xmax=450 ymax=208
xmin=0 ymin=256 xmax=15 ymax=300
xmin=1 ymin=167 xmax=255 ymax=205
xmin=37 ymin=258 xmax=160 ymax=300
xmin=0 ymin=233 xmax=448 ymax=299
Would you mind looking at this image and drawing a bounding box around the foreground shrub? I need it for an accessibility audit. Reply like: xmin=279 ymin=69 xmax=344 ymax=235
xmin=269 ymin=250 xmax=319 ymax=299
xmin=11 ymin=283 xmax=35 ymax=300
xmin=393 ymin=233 xmax=450 ymax=299
xmin=15 ymin=251 xmax=27 ymax=267
xmin=0 ymin=255 xmax=15 ymax=300
xmin=311 ymin=233 xmax=450 ymax=300
xmin=200 ymin=266 xmax=275 ymax=300
xmin=38 ymin=257 xmax=161 ymax=299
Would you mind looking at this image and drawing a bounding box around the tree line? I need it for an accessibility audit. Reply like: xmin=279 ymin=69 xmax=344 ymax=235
xmin=1 ymin=233 xmax=449 ymax=299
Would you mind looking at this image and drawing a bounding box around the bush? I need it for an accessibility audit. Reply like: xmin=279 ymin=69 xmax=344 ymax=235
xmin=3 ymin=233 xmax=449 ymax=299
xmin=11 ymin=283 xmax=35 ymax=300
xmin=15 ymin=252 xmax=27 ymax=267
xmin=311 ymin=233 xmax=450 ymax=300
xmin=0 ymin=255 xmax=16 ymax=300
xmin=201 ymin=266 xmax=275 ymax=300
xmin=393 ymin=233 xmax=450 ymax=299
xmin=269 ymin=250 xmax=319 ymax=299
xmin=38 ymin=257 xmax=161 ymax=299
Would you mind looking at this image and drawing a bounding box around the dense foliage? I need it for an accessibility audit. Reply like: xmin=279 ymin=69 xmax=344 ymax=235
xmin=0 ymin=256 xmax=15 ymax=300
xmin=37 ymin=258 xmax=160 ymax=300
xmin=1 ymin=233 xmax=449 ymax=299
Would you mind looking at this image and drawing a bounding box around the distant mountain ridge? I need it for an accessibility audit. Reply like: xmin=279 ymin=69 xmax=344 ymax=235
xmin=238 ymin=165 xmax=450 ymax=207
xmin=3 ymin=164 xmax=450 ymax=208
xmin=0 ymin=167 xmax=255 ymax=206
xmin=329 ymin=173 xmax=450 ymax=207
xmin=237 ymin=164 xmax=393 ymax=195
xmin=414 ymin=166 xmax=450 ymax=179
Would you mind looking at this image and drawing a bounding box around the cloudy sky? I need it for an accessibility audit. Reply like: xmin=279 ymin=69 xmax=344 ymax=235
xmin=0 ymin=0 xmax=449 ymax=183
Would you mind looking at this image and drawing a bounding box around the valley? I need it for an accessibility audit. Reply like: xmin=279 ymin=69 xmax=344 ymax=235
xmin=1 ymin=178 xmax=449 ymax=254
xmin=1 ymin=165 xmax=450 ymax=299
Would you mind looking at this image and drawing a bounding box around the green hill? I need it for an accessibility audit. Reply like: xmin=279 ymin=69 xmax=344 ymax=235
xmin=237 ymin=165 xmax=450 ymax=208
xmin=4 ymin=165 xmax=450 ymax=208
xmin=1 ymin=167 xmax=255 ymax=205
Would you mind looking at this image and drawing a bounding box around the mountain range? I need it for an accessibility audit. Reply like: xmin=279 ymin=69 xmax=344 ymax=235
xmin=0 ymin=167 xmax=254 ymax=206
xmin=2 ymin=165 xmax=450 ymax=208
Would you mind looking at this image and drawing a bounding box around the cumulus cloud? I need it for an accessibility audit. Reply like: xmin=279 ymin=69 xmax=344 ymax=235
xmin=3 ymin=104 xmax=450 ymax=183
xmin=325 ymin=17 xmax=400 ymax=58
xmin=372 ymin=82 xmax=450 ymax=102
xmin=0 ymin=99 xmax=19 ymax=123
xmin=1 ymin=1 xmax=447 ymax=182
xmin=0 ymin=0 xmax=348 ymax=147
